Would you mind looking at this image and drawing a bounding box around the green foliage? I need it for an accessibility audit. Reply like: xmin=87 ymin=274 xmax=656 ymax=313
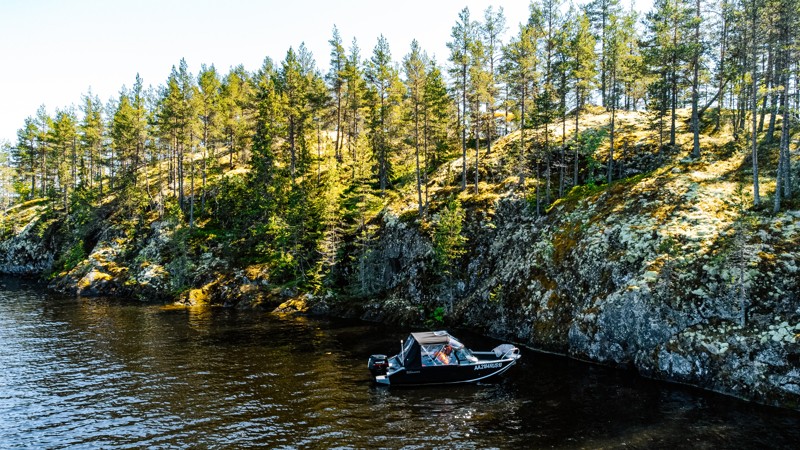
xmin=12 ymin=180 xmax=31 ymax=199
xmin=552 ymin=183 xmax=605 ymax=208
xmin=160 ymin=198 xmax=181 ymax=225
xmin=57 ymin=241 xmax=87 ymax=273
xmin=657 ymin=236 xmax=678 ymax=254
xmin=579 ymin=128 xmax=608 ymax=185
xmin=68 ymin=186 xmax=99 ymax=229
xmin=210 ymin=174 xmax=263 ymax=232
xmin=433 ymin=198 xmax=467 ymax=275
xmin=4 ymin=3 xmax=793 ymax=314
xmin=164 ymin=227 xmax=193 ymax=294
xmin=427 ymin=306 xmax=445 ymax=327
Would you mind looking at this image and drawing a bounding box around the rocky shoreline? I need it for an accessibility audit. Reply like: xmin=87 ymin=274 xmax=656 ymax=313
xmin=2 ymin=172 xmax=799 ymax=412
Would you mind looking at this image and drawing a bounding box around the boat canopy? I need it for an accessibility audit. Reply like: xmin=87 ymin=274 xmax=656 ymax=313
xmin=410 ymin=331 xmax=451 ymax=345
xmin=402 ymin=331 xmax=467 ymax=369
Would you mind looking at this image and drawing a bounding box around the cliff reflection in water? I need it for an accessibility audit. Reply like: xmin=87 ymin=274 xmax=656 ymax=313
xmin=0 ymin=278 xmax=799 ymax=448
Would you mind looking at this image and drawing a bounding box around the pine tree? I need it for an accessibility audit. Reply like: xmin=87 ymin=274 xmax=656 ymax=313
xmin=50 ymin=108 xmax=78 ymax=210
xmin=422 ymin=59 xmax=452 ymax=209
xmin=606 ymin=9 xmax=639 ymax=184
xmin=328 ymin=26 xmax=347 ymax=162
xmin=220 ymin=65 xmax=254 ymax=168
xmin=197 ymin=64 xmax=221 ymax=212
xmin=503 ymin=19 xmax=539 ymax=188
xmin=570 ymin=9 xmax=597 ymax=186
xmin=403 ymin=39 xmax=427 ymax=215
xmin=110 ymin=91 xmax=137 ymax=178
xmin=15 ymin=117 xmax=40 ymax=199
xmin=131 ymin=74 xmax=148 ymax=178
xmin=365 ymin=35 xmax=402 ymax=194
xmin=538 ymin=0 xmax=563 ymax=205
xmin=585 ymin=0 xmax=623 ymax=109
xmin=690 ymin=0 xmax=703 ymax=158
xmin=342 ymin=38 xmax=367 ymax=180
xmin=644 ymin=0 xmax=692 ymax=148
xmin=448 ymin=7 xmax=476 ymax=191
xmin=251 ymin=56 xmax=280 ymax=187
xmin=158 ymin=59 xmax=199 ymax=210
xmin=772 ymin=0 xmax=797 ymax=212
xmin=481 ymin=6 xmax=507 ymax=157
xmin=554 ymin=6 xmax=574 ymax=196
xmin=748 ymin=0 xmax=762 ymax=207
xmin=79 ymin=91 xmax=104 ymax=190
xmin=468 ymin=35 xmax=491 ymax=195
xmin=35 ymin=106 xmax=53 ymax=198
xmin=278 ymin=47 xmax=308 ymax=181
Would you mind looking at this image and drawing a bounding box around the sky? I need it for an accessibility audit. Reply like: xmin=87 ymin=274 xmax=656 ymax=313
xmin=0 ymin=0 xmax=647 ymax=146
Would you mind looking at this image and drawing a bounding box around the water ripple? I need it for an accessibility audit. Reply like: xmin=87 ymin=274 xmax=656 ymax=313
xmin=1 ymin=284 xmax=799 ymax=448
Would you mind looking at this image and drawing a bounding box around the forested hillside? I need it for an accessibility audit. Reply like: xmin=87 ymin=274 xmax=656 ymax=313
xmin=1 ymin=0 xmax=799 ymax=408
xmin=1 ymin=0 xmax=798 ymax=289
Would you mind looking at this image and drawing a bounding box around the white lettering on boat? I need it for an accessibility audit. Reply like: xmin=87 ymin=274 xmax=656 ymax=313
xmin=474 ymin=362 xmax=502 ymax=371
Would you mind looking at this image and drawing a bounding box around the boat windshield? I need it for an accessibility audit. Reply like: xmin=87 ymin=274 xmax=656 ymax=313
xmin=456 ymin=346 xmax=477 ymax=363
xmin=420 ymin=336 xmax=468 ymax=366
xmin=401 ymin=336 xmax=416 ymax=360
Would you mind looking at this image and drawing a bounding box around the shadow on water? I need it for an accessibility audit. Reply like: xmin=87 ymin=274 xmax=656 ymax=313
xmin=1 ymin=277 xmax=799 ymax=448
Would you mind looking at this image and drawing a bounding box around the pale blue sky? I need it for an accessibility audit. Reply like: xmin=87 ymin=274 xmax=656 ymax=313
xmin=0 ymin=0 xmax=645 ymax=145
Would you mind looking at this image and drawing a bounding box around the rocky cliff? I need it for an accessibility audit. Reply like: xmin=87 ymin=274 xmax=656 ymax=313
xmin=342 ymin=154 xmax=800 ymax=410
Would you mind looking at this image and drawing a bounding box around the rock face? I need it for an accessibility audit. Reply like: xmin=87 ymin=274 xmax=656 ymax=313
xmin=345 ymin=176 xmax=800 ymax=410
xmin=0 ymin=213 xmax=57 ymax=275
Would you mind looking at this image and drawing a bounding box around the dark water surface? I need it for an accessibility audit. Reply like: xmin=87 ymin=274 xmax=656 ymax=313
xmin=1 ymin=277 xmax=799 ymax=449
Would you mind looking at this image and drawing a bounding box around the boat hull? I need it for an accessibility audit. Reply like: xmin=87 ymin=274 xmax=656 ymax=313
xmin=376 ymin=358 xmax=517 ymax=386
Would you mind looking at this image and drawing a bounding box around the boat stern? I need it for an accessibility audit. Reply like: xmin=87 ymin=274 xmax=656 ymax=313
xmin=368 ymin=354 xmax=388 ymax=377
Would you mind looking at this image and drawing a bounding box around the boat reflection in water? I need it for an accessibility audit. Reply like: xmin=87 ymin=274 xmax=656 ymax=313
xmin=368 ymin=330 xmax=521 ymax=386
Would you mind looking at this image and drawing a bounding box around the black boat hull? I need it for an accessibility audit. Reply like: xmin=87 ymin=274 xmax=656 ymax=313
xmin=375 ymin=358 xmax=517 ymax=386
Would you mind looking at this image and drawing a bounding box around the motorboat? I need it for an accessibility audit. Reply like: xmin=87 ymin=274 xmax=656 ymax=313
xmin=367 ymin=330 xmax=521 ymax=386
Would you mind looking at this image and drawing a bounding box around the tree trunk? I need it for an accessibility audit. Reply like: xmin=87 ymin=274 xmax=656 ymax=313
xmin=601 ymin=9 xmax=607 ymax=108
xmin=608 ymin=74 xmax=616 ymax=185
xmin=474 ymin=111 xmax=480 ymax=196
xmin=189 ymin=137 xmax=195 ymax=229
xmin=691 ymin=0 xmax=701 ymax=158
xmin=519 ymin=81 xmax=527 ymax=188
xmin=574 ymin=89 xmax=580 ymax=187
xmin=776 ymin=48 xmax=791 ymax=212
xmin=202 ymin=124 xmax=208 ymax=214
xmin=335 ymin=83 xmax=343 ymax=162
xmin=423 ymin=103 xmax=429 ymax=214
xmin=670 ymin=61 xmax=677 ymax=146
xmin=758 ymin=41 xmax=772 ymax=134
xmin=461 ymin=63 xmax=468 ymax=191
xmin=766 ymin=40 xmax=780 ymax=143
xmin=716 ymin=9 xmax=729 ymax=131
xmin=415 ymin=102 xmax=423 ymax=215
xmin=751 ymin=0 xmax=760 ymax=207
xmin=545 ymin=122 xmax=551 ymax=205
xmin=289 ymin=115 xmax=296 ymax=182
xmin=699 ymin=80 xmax=728 ymax=122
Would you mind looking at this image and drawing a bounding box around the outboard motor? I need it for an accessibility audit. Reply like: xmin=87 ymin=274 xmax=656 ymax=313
xmin=368 ymin=354 xmax=388 ymax=376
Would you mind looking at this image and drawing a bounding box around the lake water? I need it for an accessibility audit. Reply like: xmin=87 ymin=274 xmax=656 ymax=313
xmin=1 ymin=276 xmax=799 ymax=449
